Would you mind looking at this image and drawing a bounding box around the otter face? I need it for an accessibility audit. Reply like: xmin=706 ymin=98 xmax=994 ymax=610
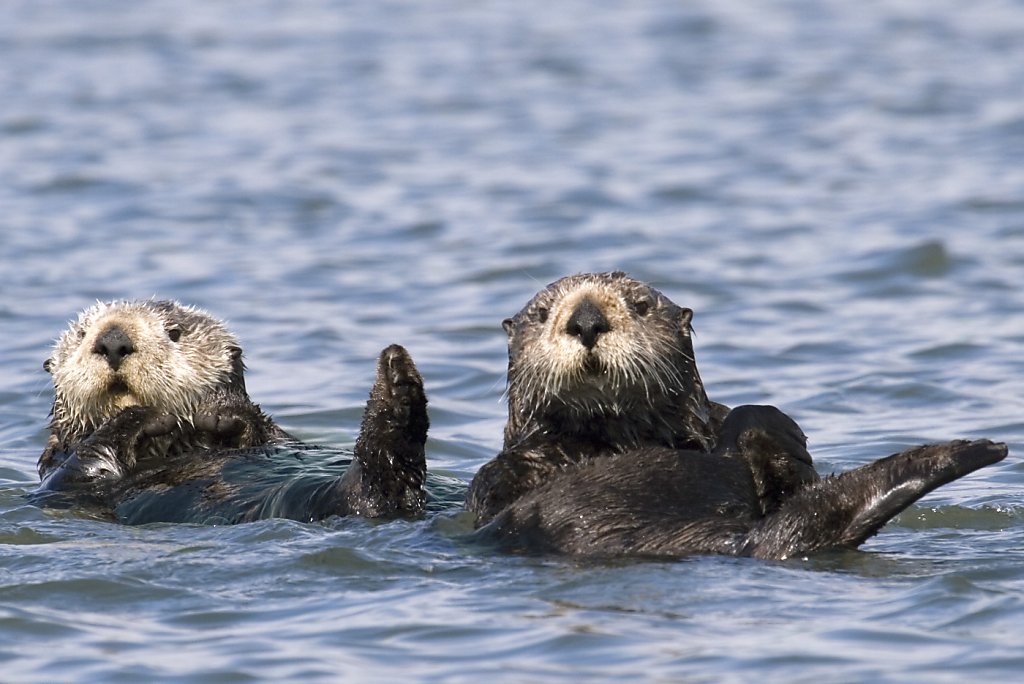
xmin=45 ymin=300 xmax=245 ymax=442
xmin=503 ymin=271 xmax=703 ymax=430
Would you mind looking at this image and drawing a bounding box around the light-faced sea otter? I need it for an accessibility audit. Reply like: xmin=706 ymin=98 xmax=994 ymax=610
xmin=34 ymin=300 xmax=429 ymax=524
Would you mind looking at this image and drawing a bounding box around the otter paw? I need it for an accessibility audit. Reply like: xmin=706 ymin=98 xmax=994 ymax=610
xmin=194 ymin=412 xmax=249 ymax=440
xmin=372 ymin=344 xmax=427 ymax=420
xmin=92 ymin=406 xmax=168 ymax=441
xmin=355 ymin=344 xmax=430 ymax=454
xmin=68 ymin=443 xmax=126 ymax=481
xmin=37 ymin=447 xmax=122 ymax=490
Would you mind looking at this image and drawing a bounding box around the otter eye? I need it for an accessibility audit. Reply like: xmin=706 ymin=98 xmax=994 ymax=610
xmin=633 ymin=299 xmax=651 ymax=316
xmin=76 ymin=327 xmax=87 ymax=340
xmin=167 ymin=326 xmax=183 ymax=343
xmin=536 ymin=307 xmax=549 ymax=323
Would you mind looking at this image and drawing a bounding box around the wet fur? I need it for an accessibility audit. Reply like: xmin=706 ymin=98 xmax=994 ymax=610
xmin=501 ymin=272 xmax=723 ymax=450
xmin=479 ymin=406 xmax=1007 ymax=559
xmin=469 ymin=272 xmax=728 ymax=524
xmin=35 ymin=344 xmax=429 ymax=524
xmin=35 ymin=300 xmax=428 ymax=523
xmin=470 ymin=272 xmax=1008 ymax=559
xmin=39 ymin=300 xmax=284 ymax=479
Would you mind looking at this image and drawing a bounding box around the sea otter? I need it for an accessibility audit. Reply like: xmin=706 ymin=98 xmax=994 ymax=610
xmin=469 ymin=272 xmax=1008 ymax=559
xmin=467 ymin=271 xmax=732 ymax=523
xmin=479 ymin=405 xmax=1006 ymax=559
xmin=34 ymin=300 xmax=429 ymax=523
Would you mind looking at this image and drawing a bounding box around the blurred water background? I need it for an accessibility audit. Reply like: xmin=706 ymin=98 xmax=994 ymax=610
xmin=1 ymin=0 xmax=1023 ymax=681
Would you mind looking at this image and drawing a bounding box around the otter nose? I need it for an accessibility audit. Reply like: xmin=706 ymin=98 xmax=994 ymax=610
xmin=93 ymin=325 xmax=135 ymax=371
xmin=565 ymin=298 xmax=610 ymax=350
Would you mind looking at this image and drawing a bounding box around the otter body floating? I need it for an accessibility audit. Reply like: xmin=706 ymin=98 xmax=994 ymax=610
xmin=35 ymin=300 xmax=429 ymax=524
xmin=469 ymin=272 xmax=1007 ymax=559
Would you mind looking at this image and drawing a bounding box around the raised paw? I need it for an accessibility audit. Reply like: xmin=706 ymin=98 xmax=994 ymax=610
xmin=339 ymin=345 xmax=429 ymax=518
xmin=368 ymin=344 xmax=428 ymax=433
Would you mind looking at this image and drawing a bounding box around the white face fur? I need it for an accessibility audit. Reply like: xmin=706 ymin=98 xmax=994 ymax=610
xmin=506 ymin=273 xmax=694 ymax=413
xmin=46 ymin=300 xmax=241 ymax=441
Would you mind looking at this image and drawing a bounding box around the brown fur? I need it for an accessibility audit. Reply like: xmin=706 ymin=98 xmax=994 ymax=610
xmin=469 ymin=274 xmax=1008 ymax=558
xmin=39 ymin=300 xmax=282 ymax=488
xmin=35 ymin=301 xmax=430 ymax=525
xmin=469 ymin=272 xmax=728 ymax=525
xmin=502 ymin=271 xmax=725 ymax=451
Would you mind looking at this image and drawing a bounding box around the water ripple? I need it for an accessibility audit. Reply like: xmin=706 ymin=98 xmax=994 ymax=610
xmin=1 ymin=0 xmax=1024 ymax=681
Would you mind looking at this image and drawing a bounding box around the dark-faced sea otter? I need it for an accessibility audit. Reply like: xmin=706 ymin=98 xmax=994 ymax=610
xmin=467 ymin=271 xmax=731 ymax=522
xmin=469 ymin=272 xmax=1008 ymax=559
xmin=34 ymin=300 xmax=429 ymax=524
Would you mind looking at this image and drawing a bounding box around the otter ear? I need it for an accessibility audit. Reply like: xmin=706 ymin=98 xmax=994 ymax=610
xmin=43 ymin=358 xmax=53 ymax=374
xmin=227 ymin=345 xmax=248 ymax=392
xmin=678 ymin=307 xmax=694 ymax=330
xmin=502 ymin=318 xmax=515 ymax=338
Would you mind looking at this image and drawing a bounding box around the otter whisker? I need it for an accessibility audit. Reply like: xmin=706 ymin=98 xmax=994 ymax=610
xmin=497 ymin=271 xmax=718 ymax=454
xmin=39 ymin=300 xmax=431 ymax=525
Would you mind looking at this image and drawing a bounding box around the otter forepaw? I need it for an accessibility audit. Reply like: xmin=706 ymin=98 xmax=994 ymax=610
xmin=342 ymin=344 xmax=429 ymax=517
xmin=38 ymin=411 xmax=152 ymax=489
xmin=369 ymin=344 xmax=428 ymax=432
xmin=94 ymin=406 xmax=171 ymax=441
xmin=194 ymin=412 xmax=249 ymax=440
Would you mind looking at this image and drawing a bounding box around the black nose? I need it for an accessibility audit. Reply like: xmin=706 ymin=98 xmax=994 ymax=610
xmin=93 ymin=325 xmax=135 ymax=371
xmin=565 ymin=298 xmax=611 ymax=350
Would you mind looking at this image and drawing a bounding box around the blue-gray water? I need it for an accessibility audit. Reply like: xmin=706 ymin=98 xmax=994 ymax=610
xmin=2 ymin=0 xmax=1024 ymax=681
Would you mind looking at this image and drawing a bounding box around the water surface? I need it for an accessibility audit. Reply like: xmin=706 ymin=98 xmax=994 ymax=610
xmin=1 ymin=0 xmax=1024 ymax=681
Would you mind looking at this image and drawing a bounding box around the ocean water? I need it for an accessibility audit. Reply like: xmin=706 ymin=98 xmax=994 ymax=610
xmin=1 ymin=0 xmax=1024 ymax=681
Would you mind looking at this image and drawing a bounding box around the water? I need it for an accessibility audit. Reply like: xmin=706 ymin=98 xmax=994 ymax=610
xmin=1 ymin=0 xmax=1024 ymax=680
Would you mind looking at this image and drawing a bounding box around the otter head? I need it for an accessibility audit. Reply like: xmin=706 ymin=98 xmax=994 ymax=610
xmin=502 ymin=272 xmax=715 ymax=450
xmin=44 ymin=300 xmax=247 ymax=444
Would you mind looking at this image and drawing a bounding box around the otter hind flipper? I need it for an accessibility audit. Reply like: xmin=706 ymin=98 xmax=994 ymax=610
xmin=746 ymin=439 xmax=1008 ymax=560
xmin=332 ymin=344 xmax=430 ymax=518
